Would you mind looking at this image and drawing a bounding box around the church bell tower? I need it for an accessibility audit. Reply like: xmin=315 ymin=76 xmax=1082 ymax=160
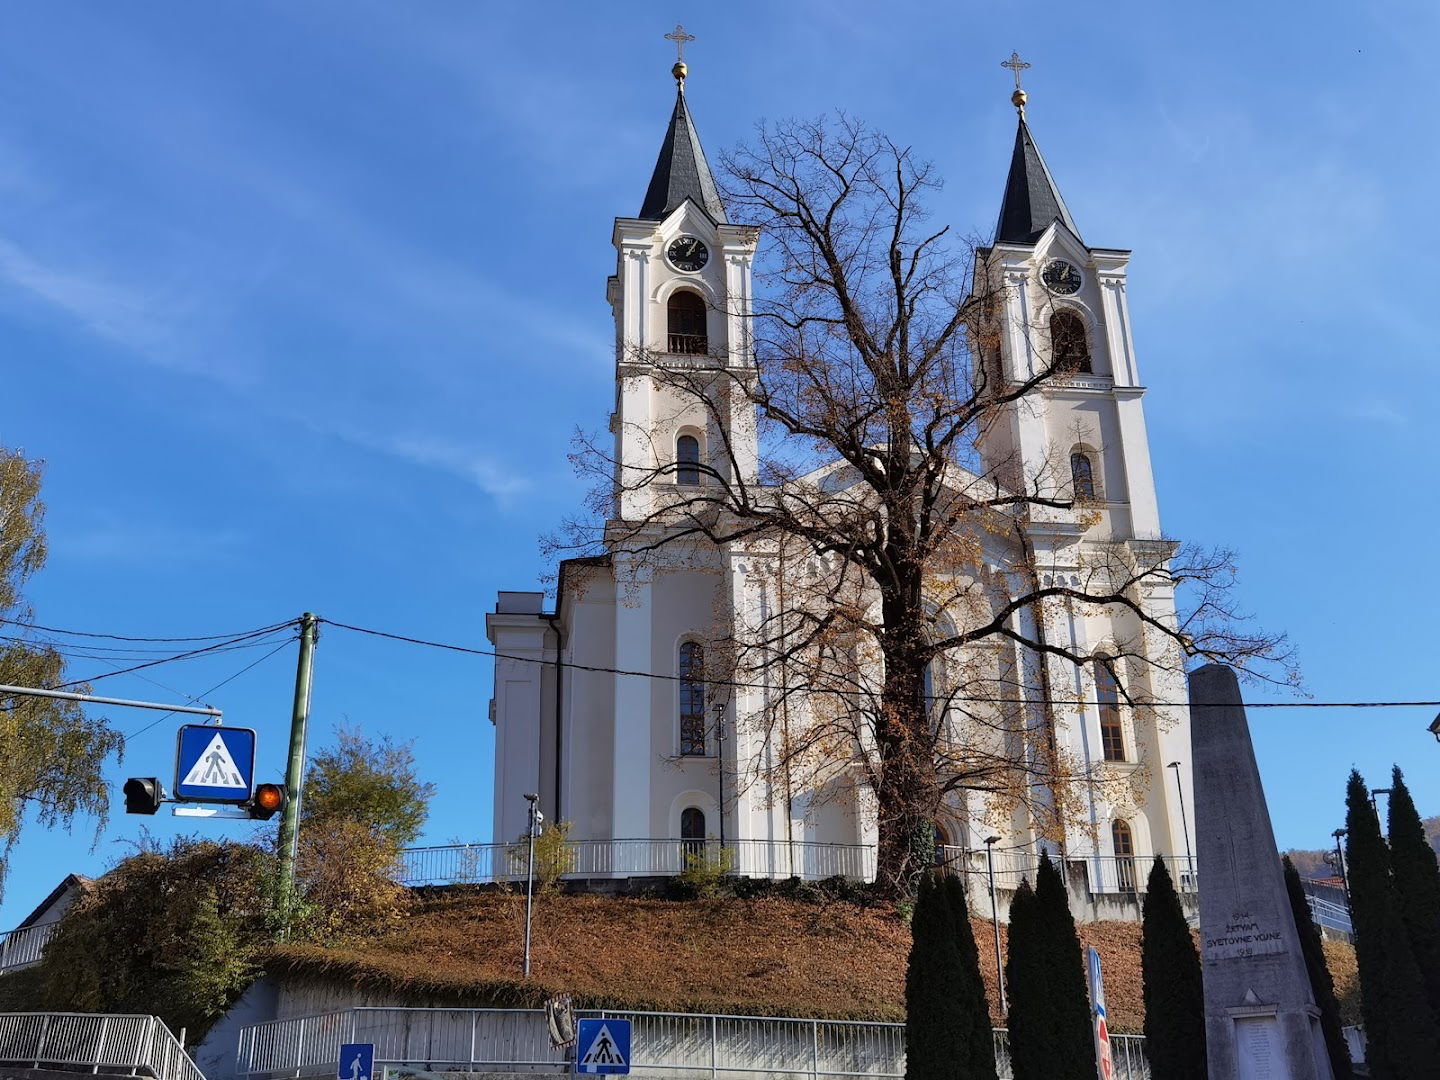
xmin=975 ymin=70 xmax=1161 ymax=542
xmin=606 ymin=47 xmax=759 ymax=525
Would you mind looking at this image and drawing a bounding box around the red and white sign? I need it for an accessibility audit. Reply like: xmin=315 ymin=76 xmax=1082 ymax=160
xmin=1095 ymin=1016 xmax=1112 ymax=1080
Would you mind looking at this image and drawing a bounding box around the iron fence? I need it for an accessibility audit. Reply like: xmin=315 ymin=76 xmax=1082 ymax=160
xmin=236 ymin=1006 xmax=1149 ymax=1080
xmin=0 ymin=1012 xmax=203 ymax=1080
xmin=396 ymin=839 xmax=877 ymax=888
xmin=1306 ymin=894 xmax=1353 ymax=937
xmin=935 ymin=848 xmax=1197 ymax=896
xmin=0 ymin=921 xmax=58 ymax=973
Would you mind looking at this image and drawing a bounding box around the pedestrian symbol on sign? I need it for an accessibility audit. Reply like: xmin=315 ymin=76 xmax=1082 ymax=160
xmin=338 ymin=1043 xmax=374 ymax=1080
xmin=575 ymin=1018 xmax=630 ymax=1075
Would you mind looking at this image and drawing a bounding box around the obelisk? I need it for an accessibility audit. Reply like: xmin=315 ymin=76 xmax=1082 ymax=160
xmin=1190 ymin=663 xmax=1333 ymax=1080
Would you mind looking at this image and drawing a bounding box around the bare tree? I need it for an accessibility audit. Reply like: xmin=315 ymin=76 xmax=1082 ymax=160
xmin=555 ymin=115 xmax=1294 ymax=897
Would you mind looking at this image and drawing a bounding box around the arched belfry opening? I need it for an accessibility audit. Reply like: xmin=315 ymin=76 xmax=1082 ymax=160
xmin=1050 ymin=310 xmax=1091 ymax=373
xmin=667 ymin=290 xmax=708 ymax=354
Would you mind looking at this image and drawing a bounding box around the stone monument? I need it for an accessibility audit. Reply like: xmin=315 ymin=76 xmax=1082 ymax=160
xmin=1190 ymin=663 xmax=1334 ymax=1080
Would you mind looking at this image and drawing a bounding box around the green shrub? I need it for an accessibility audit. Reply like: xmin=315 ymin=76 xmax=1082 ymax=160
xmin=674 ymin=845 xmax=734 ymax=899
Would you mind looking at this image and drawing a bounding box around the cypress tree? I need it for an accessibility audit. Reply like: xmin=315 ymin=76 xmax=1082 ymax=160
xmin=941 ymin=873 xmax=998 ymax=1079
xmin=1032 ymin=852 xmax=1095 ymax=1080
xmin=1386 ymin=766 xmax=1440 ymax=1024
xmin=906 ymin=872 xmax=965 ymax=1080
xmin=1004 ymin=879 xmax=1044 ymax=1080
xmin=1281 ymin=855 xmax=1352 ymax=1080
xmin=1345 ymin=769 xmax=1440 ymax=1079
xmin=1141 ymin=856 xmax=1207 ymax=1080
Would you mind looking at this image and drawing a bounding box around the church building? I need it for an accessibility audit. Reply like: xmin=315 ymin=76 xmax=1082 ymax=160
xmin=487 ymin=51 xmax=1195 ymax=915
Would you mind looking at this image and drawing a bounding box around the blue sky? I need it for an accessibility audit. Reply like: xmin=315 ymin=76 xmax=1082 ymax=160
xmin=3 ymin=1 xmax=1438 ymax=924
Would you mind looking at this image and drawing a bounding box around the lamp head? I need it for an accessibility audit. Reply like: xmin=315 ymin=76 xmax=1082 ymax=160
xmin=984 ymin=835 xmax=1001 ymax=846
xmin=1333 ymin=828 xmax=1347 ymax=839
xmin=1167 ymin=761 xmax=1181 ymax=769
xmin=523 ymin=792 xmax=538 ymax=803
xmin=1430 ymin=712 xmax=1440 ymax=742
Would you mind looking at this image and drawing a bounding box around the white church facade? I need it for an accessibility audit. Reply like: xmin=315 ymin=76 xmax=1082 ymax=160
xmin=487 ymin=63 xmax=1196 ymax=913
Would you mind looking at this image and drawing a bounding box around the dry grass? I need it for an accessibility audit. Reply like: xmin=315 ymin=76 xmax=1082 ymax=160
xmin=266 ymin=890 xmax=1358 ymax=1036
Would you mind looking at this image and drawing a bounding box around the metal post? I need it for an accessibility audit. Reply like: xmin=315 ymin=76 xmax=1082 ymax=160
xmin=524 ymin=793 xmax=540 ymax=978
xmin=1167 ymin=761 xmax=1195 ymax=885
xmin=1332 ymin=828 xmax=1350 ymax=910
xmin=277 ymin=612 xmax=318 ymax=926
xmin=984 ymin=836 xmax=1007 ymax=1013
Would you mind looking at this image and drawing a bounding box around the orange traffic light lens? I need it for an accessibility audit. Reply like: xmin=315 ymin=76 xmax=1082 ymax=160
xmin=255 ymin=785 xmax=283 ymax=810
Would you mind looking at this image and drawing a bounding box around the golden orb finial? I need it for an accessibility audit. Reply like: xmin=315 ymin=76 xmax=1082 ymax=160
xmin=665 ymin=25 xmax=695 ymax=90
xmin=1002 ymin=52 xmax=1032 ymax=118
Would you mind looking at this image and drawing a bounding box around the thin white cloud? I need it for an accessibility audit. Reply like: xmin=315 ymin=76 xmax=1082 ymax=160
xmin=0 ymin=234 xmax=170 ymax=355
xmin=54 ymin=518 xmax=249 ymax=565
xmin=385 ymin=434 xmax=533 ymax=502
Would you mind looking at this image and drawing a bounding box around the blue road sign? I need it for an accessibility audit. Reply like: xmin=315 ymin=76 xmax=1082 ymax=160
xmin=174 ymin=724 xmax=256 ymax=803
xmin=575 ymin=1018 xmax=630 ymax=1075
xmin=338 ymin=1044 xmax=374 ymax=1080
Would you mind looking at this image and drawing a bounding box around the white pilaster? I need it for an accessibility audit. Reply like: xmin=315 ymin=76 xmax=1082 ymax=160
xmin=612 ymin=558 xmax=653 ymax=839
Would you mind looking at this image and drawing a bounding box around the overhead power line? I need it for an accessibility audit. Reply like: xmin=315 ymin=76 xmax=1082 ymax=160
xmin=124 ymin=636 xmax=297 ymax=739
xmin=54 ymin=625 xmax=297 ymax=690
xmin=0 ymin=617 xmax=297 ymax=643
xmin=318 ymin=618 xmax=1440 ymax=711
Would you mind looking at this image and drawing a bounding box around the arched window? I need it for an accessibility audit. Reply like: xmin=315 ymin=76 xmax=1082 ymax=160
xmin=1050 ymin=311 xmax=1091 ymax=373
xmin=679 ymin=641 xmax=706 ymax=756
xmin=667 ymin=290 xmax=708 ymax=355
xmin=681 ymin=807 xmax=707 ymax=859
xmin=932 ymin=822 xmax=953 ymax=874
xmin=1071 ymin=452 xmax=1096 ymax=499
xmin=1096 ymin=659 xmax=1125 ymax=762
xmin=676 ymin=434 xmax=700 ymax=486
xmin=1112 ymin=819 xmax=1136 ymax=893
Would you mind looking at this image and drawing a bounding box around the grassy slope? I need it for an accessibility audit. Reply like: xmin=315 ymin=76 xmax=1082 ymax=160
xmin=269 ymin=890 xmax=1357 ymax=1034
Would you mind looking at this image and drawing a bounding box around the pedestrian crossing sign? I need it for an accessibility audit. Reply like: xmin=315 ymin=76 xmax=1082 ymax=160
xmin=575 ymin=1018 xmax=630 ymax=1075
xmin=174 ymin=724 xmax=256 ymax=803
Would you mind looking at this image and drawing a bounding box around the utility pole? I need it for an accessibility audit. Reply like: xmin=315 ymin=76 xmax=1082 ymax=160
xmin=984 ymin=835 xmax=1006 ymax=1014
xmin=276 ymin=612 xmax=318 ymax=925
xmin=523 ymin=793 xmax=542 ymax=978
xmin=1167 ymin=760 xmax=1195 ymax=887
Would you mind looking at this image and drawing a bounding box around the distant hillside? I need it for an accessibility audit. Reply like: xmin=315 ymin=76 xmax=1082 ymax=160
xmin=1287 ymin=814 xmax=1440 ymax=880
xmin=266 ymin=889 xmax=1358 ymax=1034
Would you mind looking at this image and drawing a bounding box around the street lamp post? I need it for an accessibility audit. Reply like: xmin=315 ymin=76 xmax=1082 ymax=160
xmin=984 ymin=836 xmax=1007 ymax=1014
xmin=1331 ymin=828 xmax=1350 ymax=911
xmin=1167 ymin=761 xmax=1195 ymax=888
xmin=1370 ymin=787 xmax=1393 ymax=834
xmin=523 ymin=793 xmax=543 ymax=978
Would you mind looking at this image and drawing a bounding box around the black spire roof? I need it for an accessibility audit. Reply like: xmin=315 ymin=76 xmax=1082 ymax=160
xmin=994 ymin=118 xmax=1079 ymax=246
xmin=638 ymin=89 xmax=727 ymax=224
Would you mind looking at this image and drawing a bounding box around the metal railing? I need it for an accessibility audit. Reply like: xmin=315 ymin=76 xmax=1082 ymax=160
xmin=1306 ymin=894 xmax=1353 ymax=937
xmin=0 ymin=921 xmax=58 ymax=973
xmin=934 ymin=848 xmax=1197 ymax=896
xmin=236 ymin=1007 xmax=1148 ymax=1080
xmin=396 ymin=839 xmax=877 ymax=888
xmin=0 ymin=1012 xmax=203 ymax=1080
xmin=668 ymin=333 xmax=709 ymax=355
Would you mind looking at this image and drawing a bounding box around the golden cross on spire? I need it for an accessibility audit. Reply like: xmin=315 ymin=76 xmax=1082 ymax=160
xmin=665 ymin=24 xmax=695 ymax=63
xmin=1001 ymin=51 xmax=1032 ymax=117
xmin=665 ymin=24 xmax=696 ymax=88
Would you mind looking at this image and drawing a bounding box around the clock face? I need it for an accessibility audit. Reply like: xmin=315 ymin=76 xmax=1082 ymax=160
xmin=667 ymin=235 xmax=709 ymax=272
xmin=1042 ymin=259 xmax=1083 ymax=295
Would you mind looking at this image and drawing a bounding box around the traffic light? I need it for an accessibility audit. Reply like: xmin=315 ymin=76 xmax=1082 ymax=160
xmin=247 ymin=783 xmax=286 ymax=821
xmin=122 ymin=777 xmax=163 ymax=815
